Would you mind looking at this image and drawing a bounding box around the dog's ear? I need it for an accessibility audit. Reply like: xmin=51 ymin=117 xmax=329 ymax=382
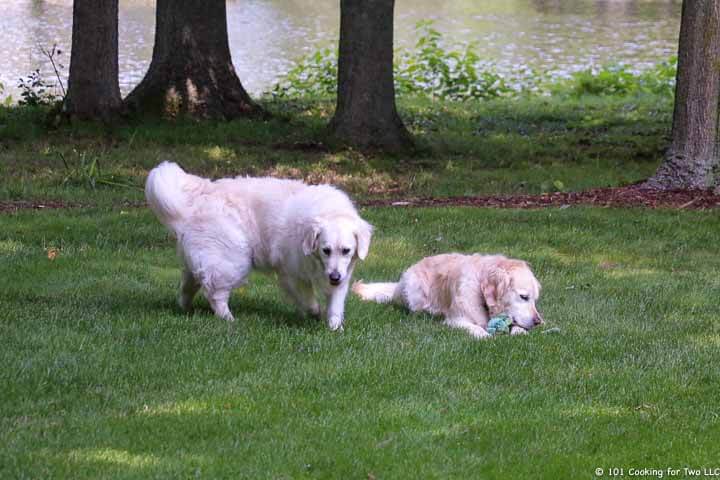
xmin=480 ymin=268 xmax=511 ymax=312
xmin=354 ymin=219 xmax=373 ymax=260
xmin=303 ymin=224 xmax=321 ymax=256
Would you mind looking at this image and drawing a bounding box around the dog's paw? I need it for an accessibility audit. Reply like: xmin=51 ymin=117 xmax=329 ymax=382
xmin=470 ymin=326 xmax=491 ymax=339
xmin=328 ymin=316 xmax=344 ymax=332
xmin=510 ymin=326 xmax=528 ymax=336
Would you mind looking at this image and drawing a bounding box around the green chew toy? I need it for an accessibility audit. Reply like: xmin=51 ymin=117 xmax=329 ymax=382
xmin=486 ymin=314 xmax=513 ymax=336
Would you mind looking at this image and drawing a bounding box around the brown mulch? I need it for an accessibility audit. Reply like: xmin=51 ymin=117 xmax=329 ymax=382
xmin=0 ymin=200 xmax=80 ymax=214
xmin=361 ymin=185 xmax=720 ymax=210
xmin=2 ymin=185 xmax=720 ymax=214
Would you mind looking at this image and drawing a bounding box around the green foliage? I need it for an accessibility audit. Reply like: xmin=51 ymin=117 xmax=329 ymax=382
xmin=17 ymin=69 xmax=62 ymax=107
xmin=272 ymin=21 xmax=677 ymax=101
xmin=559 ymin=57 xmax=678 ymax=97
xmin=57 ymin=149 xmax=140 ymax=191
xmin=273 ymin=21 xmax=518 ymax=100
xmin=57 ymin=150 xmax=104 ymax=189
xmin=394 ymin=21 xmax=518 ymax=100
xmin=271 ymin=47 xmax=338 ymax=98
xmin=14 ymin=45 xmax=66 ymax=107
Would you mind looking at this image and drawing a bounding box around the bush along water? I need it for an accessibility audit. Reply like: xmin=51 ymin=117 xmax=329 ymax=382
xmin=271 ymin=21 xmax=677 ymax=101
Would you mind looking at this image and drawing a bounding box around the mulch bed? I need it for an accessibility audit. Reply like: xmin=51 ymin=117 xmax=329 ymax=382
xmin=361 ymin=185 xmax=720 ymax=210
xmin=0 ymin=200 xmax=79 ymax=214
xmin=2 ymin=185 xmax=720 ymax=214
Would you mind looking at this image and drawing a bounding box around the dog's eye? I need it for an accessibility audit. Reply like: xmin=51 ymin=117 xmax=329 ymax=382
xmin=341 ymin=248 xmax=351 ymax=255
xmin=520 ymin=294 xmax=530 ymax=301
xmin=322 ymin=247 xmax=332 ymax=256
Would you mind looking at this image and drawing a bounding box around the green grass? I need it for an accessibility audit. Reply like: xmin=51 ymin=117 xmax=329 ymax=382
xmin=2 ymin=206 xmax=719 ymax=478
xmin=2 ymin=93 xmax=716 ymax=477
xmin=0 ymin=94 xmax=671 ymax=206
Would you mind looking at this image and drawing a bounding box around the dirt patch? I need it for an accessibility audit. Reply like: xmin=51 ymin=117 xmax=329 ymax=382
xmin=361 ymin=185 xmax=720 ymax=210
xmin=3 ymin=185 xmax=720 ymax=214
xmin=0 ymin=200 xmax=80 ymax=214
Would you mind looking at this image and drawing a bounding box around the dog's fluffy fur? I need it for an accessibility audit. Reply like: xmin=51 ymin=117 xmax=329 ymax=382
xmin=353 ymin=253 xmax=542 ymax=338
xmin=146 ymin=161 xmax=372 ymax=330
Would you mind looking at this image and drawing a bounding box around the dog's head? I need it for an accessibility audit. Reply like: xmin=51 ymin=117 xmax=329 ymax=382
xmin=303 ymin=215 xmax=373 ymax=287
xmin=480 ymin=259 xmax=543 ymax=331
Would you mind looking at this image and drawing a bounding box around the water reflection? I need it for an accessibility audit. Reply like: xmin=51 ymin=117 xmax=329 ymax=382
xmin=0 ymin=0 xmax=680 ymax=100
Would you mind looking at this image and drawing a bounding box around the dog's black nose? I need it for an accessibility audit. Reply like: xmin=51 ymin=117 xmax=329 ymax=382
xmin=329 ymin=272 xmax=342 ymax=285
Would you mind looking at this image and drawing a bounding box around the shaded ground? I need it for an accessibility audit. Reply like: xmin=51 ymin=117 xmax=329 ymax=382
xmin=1 ymin=95 xmax=672 ymax=208
xmin=3 ymin=185 xmax=720 ymax=214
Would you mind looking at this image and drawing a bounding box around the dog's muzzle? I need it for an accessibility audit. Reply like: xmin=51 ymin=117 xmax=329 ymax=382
xmin=329 ymin=271 xmax=342 ymax=286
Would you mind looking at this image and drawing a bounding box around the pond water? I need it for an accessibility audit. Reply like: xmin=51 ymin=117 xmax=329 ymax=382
xmin=1 ymin=0 xmax=681 ymax=100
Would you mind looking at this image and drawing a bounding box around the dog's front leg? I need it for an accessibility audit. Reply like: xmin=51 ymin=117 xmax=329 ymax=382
xmin=445 ymin=317 xmax=491 ymax=339
xmin=326 ymin=280 xmax=350 ymax=331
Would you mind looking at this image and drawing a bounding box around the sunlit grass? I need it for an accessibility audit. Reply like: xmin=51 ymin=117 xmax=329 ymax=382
xmin=1 ymin=206 xmax=719 ymax=478
xmin=69 ymin=448 xmax=162 ymax=469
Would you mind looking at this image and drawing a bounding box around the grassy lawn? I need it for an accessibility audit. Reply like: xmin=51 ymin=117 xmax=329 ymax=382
xmin=2 ymin=94 xmax=719 ymax=478
xmin=2 ymin=205 xmax=719 ymax=478
xmin=0 ymin=94 xmax=670 ymax=205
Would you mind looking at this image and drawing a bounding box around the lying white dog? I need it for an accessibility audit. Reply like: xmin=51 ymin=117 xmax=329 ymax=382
xmin=353 ymin=253 xmax=543 ymax=338
xmin=145 ymin=162 xmax=372 ymax=330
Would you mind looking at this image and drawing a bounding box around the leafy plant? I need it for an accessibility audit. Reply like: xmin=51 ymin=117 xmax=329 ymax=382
xmin=57 ymin=150 xmax=139 ymax=191
xmin=271 ymin=20 xmax=677 ymax=102
xmin=271 ymin=47 xmax=338 ymax=98
xmin=394 ymin=21 xmax=514 ymax=100
xmin=17 ymin=69 xmax=60 ymax=106
xmin=559 ymin=57 xmax=677 ymax=97
xmin=16 ymin=44 xmax=66 ymax=107
xmin=272 ymin=21 xmax=517 ymax=101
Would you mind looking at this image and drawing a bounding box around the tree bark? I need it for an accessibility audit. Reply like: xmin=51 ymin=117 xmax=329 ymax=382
xmin=62 ymin=0 xmax=122 ymax=121
xmin=123 ymin=0 xmax=261 ymax=120
xmin=646 ymin=0 xmax=720 ymax=190
xmin=328 ymin=0 xmax=413 ymax=152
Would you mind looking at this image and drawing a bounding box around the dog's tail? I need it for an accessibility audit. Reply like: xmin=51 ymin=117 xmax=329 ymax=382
xmin=352 ymin=281 xmax=399 ymax=304
xmin=145 ymin=161 xmax=204 ymax=230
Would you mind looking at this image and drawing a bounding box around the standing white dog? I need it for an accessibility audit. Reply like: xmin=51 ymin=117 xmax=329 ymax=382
xmin=145 ymin=161 xmax=372 ymax=330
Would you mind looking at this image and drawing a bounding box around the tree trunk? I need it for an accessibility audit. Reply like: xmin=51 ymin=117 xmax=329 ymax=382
xmin=123 ymin=0 xmax=261 ymax=120
xmin=328 ymin=0 xmax=413 ymax=152
xmin=62 ymin=0 xmax=121 ymax=121
xmin=646 ymin=0 xmax=720 ymax=190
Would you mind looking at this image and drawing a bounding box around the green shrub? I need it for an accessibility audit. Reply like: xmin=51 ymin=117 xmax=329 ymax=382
xmin=394 ymin=20 xmax=515 ymax=100
xmin=559 ymin=57 xmax=677 ymax=97
xmin=17 ymin=69 xmax=62 ymax=107
xmin=271 ymin=20 xmax=677 ymax=102
xmin=272 ymin=21 xmax=518 ymax=100
xmin=271 ymin=48 xmax=338 ymax=98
